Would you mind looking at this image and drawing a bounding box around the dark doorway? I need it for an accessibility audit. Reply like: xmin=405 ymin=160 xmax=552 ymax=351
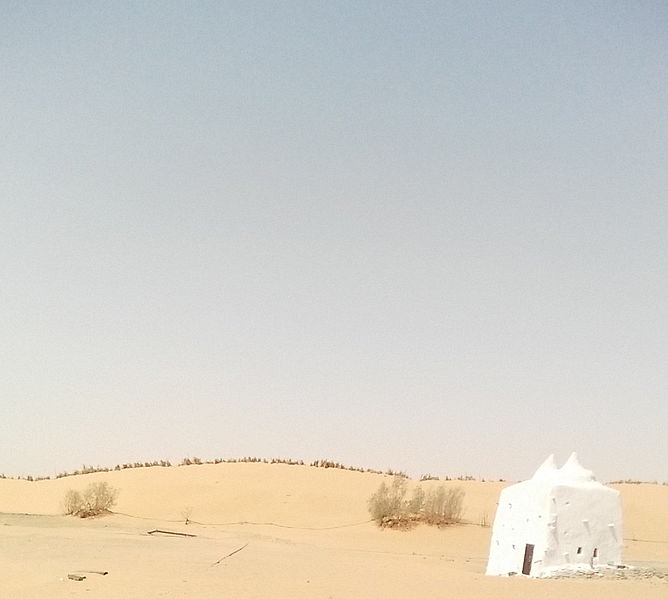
xmin=522 ymin=544 xmax=535 ymax=575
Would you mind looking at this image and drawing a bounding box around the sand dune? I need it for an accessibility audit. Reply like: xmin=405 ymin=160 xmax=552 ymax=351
xmin=1 ymin=463 xmax=666 ymax=597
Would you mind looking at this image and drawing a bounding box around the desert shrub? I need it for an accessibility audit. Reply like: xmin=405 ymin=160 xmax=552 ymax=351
xmin=407 ymin=486 xmax=425 ymax=514
xmin=368 ymin=477 xmax=428 ymax=528
xmin=62 ymin=489 xmax=83 ymax=515
xmin=368 ymin=479 xmax=464 ymax=528
xmin=422 ymin=485 xmax=464 ymax=525
xmin=368 ymin=476 xmax=412 ymax=527
xmin=385 ymin=468 xmax=408 ymax=478
xmin=62 ymin=482 xmax=118 ymax=518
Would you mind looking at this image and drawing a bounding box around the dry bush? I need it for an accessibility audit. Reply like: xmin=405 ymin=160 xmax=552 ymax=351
xmin=422 ymin=485 xmax=465 ymax=525
xmin=368 ymin=479 xmax=464 ymax=528
xmin=406 ymin=486 xmax=425 ymax=514
xmin=62 ymin=489 xmax=83 ymax=515
xmin=62 ymin=482 xmax=118 ymax=518
xmin=368 ymin=476 xmax=416 ymax=528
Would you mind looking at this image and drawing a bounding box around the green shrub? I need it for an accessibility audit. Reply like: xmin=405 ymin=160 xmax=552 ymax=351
xmin=62 ymin=482 xmax=118 ymax=518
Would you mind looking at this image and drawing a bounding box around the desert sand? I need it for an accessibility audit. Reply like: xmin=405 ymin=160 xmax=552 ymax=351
xmin=1 ymin=462 xmax=666 ymax=598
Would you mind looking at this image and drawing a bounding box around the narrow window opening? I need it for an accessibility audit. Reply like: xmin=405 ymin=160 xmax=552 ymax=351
xmin=576 ymin=547 xmax=582 ymax=555
xmin=593 ymin=548 xmax=598 ymax=558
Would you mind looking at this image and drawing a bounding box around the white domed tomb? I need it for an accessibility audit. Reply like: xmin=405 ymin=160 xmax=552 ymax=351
xmin=485 ymin=453 xmax=623 ymax=577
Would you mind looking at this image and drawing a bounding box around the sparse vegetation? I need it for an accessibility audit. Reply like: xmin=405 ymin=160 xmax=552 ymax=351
xmin=385 ymin=468 xmax=409 ymax=478
xmin=422 ymin=485 xmax=465 ymax=525
xmin=181 ymin=506 xmax=193 ymax=525
xmin=368 ymin=476 xmax=465 ymax=529
xmin=62 ymin=481 xmax=118 ymax=518
xmin=608 ymin=479 xmax=660 ymax=485
xmin=407 ymin=485 xmax=425 ymax=514
xmin=62 ymin=489 xmax=83 ymax=516
xmin=368 ymin=477 xmax=418 ymax=528
xmin=3 ymin=455 xmax=523 ymax=484
xmin=47 ymin=456 xmax=387 ymax=480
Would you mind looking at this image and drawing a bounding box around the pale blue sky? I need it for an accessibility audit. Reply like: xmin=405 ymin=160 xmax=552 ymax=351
xmin=1 ymin=1 xmax=666 ymax=481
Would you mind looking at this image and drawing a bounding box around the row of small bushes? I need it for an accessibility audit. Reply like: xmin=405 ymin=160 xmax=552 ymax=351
xmin=368 ymin=477 xmax=465 ymax=529
xmin=419 ymin=473 xmax=494 ymax=482
xmin=608 ymin=479 xmax=668 ymax=485
xmin=4 ymin=456 xmax=412 ymax=481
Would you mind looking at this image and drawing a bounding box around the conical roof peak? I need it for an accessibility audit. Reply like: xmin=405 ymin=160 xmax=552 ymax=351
xmin=532 ymin=454 xmax=557 ymax=480
xmin=557 ymin=452 xmax=595 ymax=482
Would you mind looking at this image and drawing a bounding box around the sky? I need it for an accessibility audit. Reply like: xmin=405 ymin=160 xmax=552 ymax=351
xmin=1 ymin=1 xmax=666 ymax=482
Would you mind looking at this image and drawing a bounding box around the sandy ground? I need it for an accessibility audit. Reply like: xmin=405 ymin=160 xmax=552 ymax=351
xmin=1 ymin=463 xmax=667 ymax=598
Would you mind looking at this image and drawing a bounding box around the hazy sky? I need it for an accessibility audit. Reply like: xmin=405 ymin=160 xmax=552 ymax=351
xmin=2 ymin=1 xmax=666 ymax=482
